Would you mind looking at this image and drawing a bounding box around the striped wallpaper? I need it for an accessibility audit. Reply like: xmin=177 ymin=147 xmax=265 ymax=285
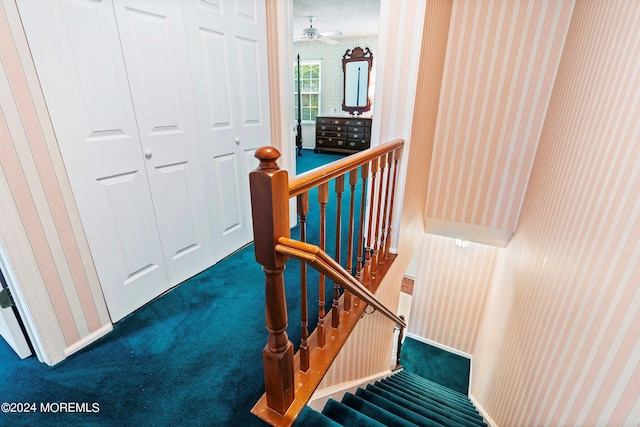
xmin=322 ymin=0 xmax=640 ymax=425
xmin=0 ymin=0 xmax=111 ymax=365
xmin=426 ymin=0 xmax=574 ymax=240
xmin=408 ymin=234 xmax=500 ymax=354
xmin=470 ymin=1 xmax=640 ymax=425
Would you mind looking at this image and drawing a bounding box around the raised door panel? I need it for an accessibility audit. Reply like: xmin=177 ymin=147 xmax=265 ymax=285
xmin=113 ymin=0 xmax=216 ymax=281
xmin=182 ymin=0 xmax=270 ymax=253
xmin=17 ymin=0 xmax=170 ymax=322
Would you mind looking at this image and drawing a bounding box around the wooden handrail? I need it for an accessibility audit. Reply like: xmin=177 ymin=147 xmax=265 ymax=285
xmin=275 ymin=237 xmax=406 ymax=329
xmin=289 ymin=138 xmax=404 ymax=197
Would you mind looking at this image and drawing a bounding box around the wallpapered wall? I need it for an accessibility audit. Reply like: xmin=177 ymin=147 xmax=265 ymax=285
xmin=407 ymin=1 xmax=640 ymax=425
xmin=294 ymin=35 xmax=378 ymax=149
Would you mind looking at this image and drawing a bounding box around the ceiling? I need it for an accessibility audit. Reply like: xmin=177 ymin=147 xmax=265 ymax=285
xmin=292 ymin=0 xmax=380 ymax=39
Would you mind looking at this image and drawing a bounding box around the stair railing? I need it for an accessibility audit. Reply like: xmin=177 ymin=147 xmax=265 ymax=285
xmin=249 ymin=139 xmax=405 ymax=426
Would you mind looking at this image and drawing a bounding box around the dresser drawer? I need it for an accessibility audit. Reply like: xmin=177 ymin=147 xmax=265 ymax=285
xmin=317 ymin=124 xmax=346 ymax=132
xmin=317 ymin=130 xmax=346 ymax=139
xmin=316 ymin=137 xmax=347 ymax=148
xmin=345 ymin=119 xmax=371 ymax=127
xmin=316 ymin=117 xmax=349 ymax=126
xmin=347 ymin=139 xmax=370 ymax=149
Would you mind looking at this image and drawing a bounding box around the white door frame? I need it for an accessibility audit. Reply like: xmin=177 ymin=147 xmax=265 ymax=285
xmin=0 ymin=237 xmax=45 ymax=362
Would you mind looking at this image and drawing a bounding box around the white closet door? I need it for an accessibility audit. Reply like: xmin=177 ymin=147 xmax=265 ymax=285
xmin=17 ymin=0 xmax=170 ymax=322
xmin=182 ymin=0 xmax=271 ymax=252
xmin=17 ymin=0 xmax=270 ymax=323
xmin=112 ymin=0 xmax=217 ymax=280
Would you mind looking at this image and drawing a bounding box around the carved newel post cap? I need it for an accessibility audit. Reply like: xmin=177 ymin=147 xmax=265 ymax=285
xmin=255 ymin=146 xmax=281 ymax=171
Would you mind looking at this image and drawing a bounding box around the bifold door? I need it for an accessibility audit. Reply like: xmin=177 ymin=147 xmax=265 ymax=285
xmin=17 ymin=0 xmax=270 ymax=321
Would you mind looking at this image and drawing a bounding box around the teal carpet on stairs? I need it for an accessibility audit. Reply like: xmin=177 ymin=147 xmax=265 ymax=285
xmin=400 ymin=337 xmax=471 ymax=395
xmin=293 ymin=335 xmax=477 ymax=426
xmin=295 ymin=371 xmax=487 ymax=427
xmin=0 ymin=149 xmax=343 ymax=427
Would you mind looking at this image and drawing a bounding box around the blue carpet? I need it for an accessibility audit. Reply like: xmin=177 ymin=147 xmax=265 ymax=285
xmin=0 ymin=150 xmax=341 ymax=427
xmin=400 ymin=337 xmax=471 ymax=395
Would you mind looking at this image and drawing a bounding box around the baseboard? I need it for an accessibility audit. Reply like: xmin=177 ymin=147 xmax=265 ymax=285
xmin=469 ymin=393 xmax=499 ymax=427
xmin=64 ymin=323 xmax=113 ymax=357
xmin=405 ymin=333 xmax=472 ymax=359
xmin=308 ymin=369 xmax=393 ymax=412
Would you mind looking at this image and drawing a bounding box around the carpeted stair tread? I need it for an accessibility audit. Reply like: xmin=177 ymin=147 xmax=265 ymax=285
xmin=396 ymin=371 xmax=473 ymax=402
xmin=307 ymin=371 xmax=487 ymax=427
xmin=322 ymin=398 xmax=388 ymax=427
xmin=293 ymin=405 xmax=342 ymax=427
xmin=385 ymin=376 xmax=480 ymax=415
xmin=354 ymin=387 xmax=445 ymax=427
xmin=381 ymin=378 xmax=482 ymax=423
xmin=366 ymin=383 xmax=481 ymax=427
xmin=372 ymin=381 xmax=486 ymax=427
xmin=341 ymin=392 xmax=419 ymax=426
xmin=393 ymin=372 xmax=477 ymax=408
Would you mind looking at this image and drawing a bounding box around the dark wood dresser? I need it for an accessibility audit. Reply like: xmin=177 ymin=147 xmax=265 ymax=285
xmin=314 ymin=116 xmax=372 ymax=154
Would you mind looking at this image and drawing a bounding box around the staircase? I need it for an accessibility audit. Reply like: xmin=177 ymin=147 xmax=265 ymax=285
xmin=294 ymin=370 xmax=487 ymax=427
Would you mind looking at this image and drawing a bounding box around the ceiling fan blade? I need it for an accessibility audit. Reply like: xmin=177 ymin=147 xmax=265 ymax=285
xmin=317 ymin=36 xmax=338 ymax=45
xmin=319 ymin=30 xmax=343 ymax=37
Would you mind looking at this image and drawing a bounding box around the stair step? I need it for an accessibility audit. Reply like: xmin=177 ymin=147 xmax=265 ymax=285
xmin=293 ymin=405 xmax=342 ymax=427
xmin=366 ymin=383 xmax=478 ymax=427
xmin=384 ymin=376 xmax=480 ymax=416
xmin=306 ymin=371 xmax=487 ymax=427
xmin=393 ymin=372 xmax=476 ymax=409
xmin=396 ymin=371 xmax=472 ymax=402
xmin=355 ymin=387 xmax=445 ymax=427
xmin=341 ymin=392 xmax=418 ymax=426
xmin=321 ymin=398 xmax=387 ymax=427
xmin=372 ymin=382 xmax=486 ymax=427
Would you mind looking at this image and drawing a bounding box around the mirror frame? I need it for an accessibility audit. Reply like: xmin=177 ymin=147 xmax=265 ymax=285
xmin=342 ymin=47 xmax=373 ymax=115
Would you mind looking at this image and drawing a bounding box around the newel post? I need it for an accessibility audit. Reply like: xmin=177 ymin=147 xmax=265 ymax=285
xmin=249 ymin=146 xmax=294 ymax=415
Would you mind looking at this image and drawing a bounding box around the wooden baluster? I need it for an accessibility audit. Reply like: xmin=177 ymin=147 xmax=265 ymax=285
xmin=344 ymin=169 xmax=358 ymax=312
xmin=363 ymin=157 xmax=378 ymax=287
xmin=355 ymin=163 xmax=369 ymax=291
xmin=332 ymin=175 xmax=344 ymax=328
xmin=385 ymin=149 xmax=401 ymax=261
xmin=371 ymin=154 xmax=386 ymax=278
xmin=317 ymin=182 xmax=328 ymax=348
xmin=379 ymin=152 xmax=394 ymax=264
xmin=249 ymin=147 xmax=294 ymax=415
xmin=297 ymin=192 xmax=310 ymax=372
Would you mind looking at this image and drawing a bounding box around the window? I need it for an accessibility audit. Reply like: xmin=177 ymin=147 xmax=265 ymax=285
xmin=294 ymin=60 xmax=321 ymax=122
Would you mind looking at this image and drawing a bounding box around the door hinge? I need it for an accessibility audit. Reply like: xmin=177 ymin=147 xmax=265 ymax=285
xmin=0 ymin=288 xmax=15 ymax=308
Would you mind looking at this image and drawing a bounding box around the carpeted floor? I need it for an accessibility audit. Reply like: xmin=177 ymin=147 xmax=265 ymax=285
xmin=0 ymin=149 xmax=342 ymax=427
xmin=400 ymin=337 xmax=471 ymax=395
xmin=0 ymin=149 xmax=469 ymax=426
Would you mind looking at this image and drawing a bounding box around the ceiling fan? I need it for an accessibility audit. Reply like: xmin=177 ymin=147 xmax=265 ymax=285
xmin=294 ymin=16 xmax=343 ymax=45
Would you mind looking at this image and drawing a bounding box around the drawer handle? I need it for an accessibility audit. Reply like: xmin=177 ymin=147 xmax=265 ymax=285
xmin=338 ymin=140 xmax=344 ymax=145
xmin=336 ymin=126 xmax=342 ymax=131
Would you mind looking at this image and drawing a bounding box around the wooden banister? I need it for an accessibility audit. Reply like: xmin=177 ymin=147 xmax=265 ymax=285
xmin=288 ymin=138 xmax=404 ymax=197
xmin=250 ymin=140 xmax=405 ymax=426
xmin=276 ymin=237 xmax=406 ymax=328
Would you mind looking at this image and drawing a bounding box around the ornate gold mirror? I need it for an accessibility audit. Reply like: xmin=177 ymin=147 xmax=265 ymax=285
xmin=342 ymin=47 xmax=373 ymax=116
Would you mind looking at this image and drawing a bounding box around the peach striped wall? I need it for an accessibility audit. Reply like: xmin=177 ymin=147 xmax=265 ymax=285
xmin=0 ymin=0 xmax=111 ymax=365
xmin=426 ymin=0 xmax=574 ymax=239
xmin=467 ymin=1 xmax=640 ymax=425
xmin=408 ymin=234 xmax=499 ymax=354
